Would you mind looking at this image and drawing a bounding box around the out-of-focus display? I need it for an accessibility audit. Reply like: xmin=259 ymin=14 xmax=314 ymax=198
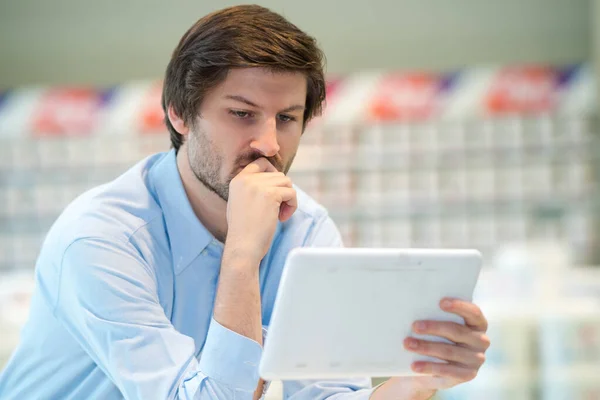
xmin=1 ymin=63 xmax=599 ymax=399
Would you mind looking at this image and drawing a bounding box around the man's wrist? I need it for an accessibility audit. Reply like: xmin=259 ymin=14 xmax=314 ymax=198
xmin=223 ymin=242 xmax=263 ymax=268
xmin=224 ymin=237 xmax=265 ymax=265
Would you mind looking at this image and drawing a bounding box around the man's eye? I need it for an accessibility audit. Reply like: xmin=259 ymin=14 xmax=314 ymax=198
xmin=230 ymin=110 xmax=252 ymax=119
xmin=278 ymin=114 xmax=296 ymax=123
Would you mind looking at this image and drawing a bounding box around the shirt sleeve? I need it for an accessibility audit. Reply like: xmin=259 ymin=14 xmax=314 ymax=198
xmin=282 ymin=214 xmax=376 ymax=399
xmin=52 ymin=237 xmax=262 ymax=400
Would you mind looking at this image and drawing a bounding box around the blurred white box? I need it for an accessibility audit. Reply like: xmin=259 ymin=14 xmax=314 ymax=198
xmin=522 ymin=164 xmax=552 ymax=195
xmin=468 ymin=217 xmax=496 ymax=247
xmin=302 ymin=124 xmax=323 ymax=146
xmin=57 ymin=185 xmax=78 ymax=212
xmin=465 ymin=121 xmax=493 ymax=149
xmin=494 ymin=169 xmax=523 ymax=199
xmin=356 ymin=124 xmax=382 ymax=149
xmin=6 ymin=187 xmax=35 ymax=216
xmin=567 ymin=162 xmax=589 ymax=194
xmin=381 ymin=170 xmax=408 ymax=197
xmin=322 ymin=144 xmax=354 ymax=170
xmin=553 ymin=163 xmax=589 ymax=195
xmin=409 ymin=123 xmax=438 ymax=152
xmin=493 ymin=117 xmax=523 ymax=148
xmin=539 ymin=302 xmax=600 ymax=368
xmin=38 ymin=139 xmax=68 ymax=168
xmin=290 ymin=144 xmax=322 ymax=173
xmin=562 ymin=118 xmax=588 ymax=144
xmin=410 ymin=220 xmax=441 ymax=248
xmin=65 ymin=139 xmax=89 ymax=168
xmin=34 ymin=185 xmax=61 ymax=214
xmin=540 ymin=367 xmax=600 ymax=400
xmin=380 ymin=123 xmax=410 ymax=150
xmin=320 ymin=171 xmax=353 ymax=208
xmin=409 ymin=170 xmax=438 ymax=200
xmin=324 ymin=125 xmax=354 ymax=147
xmin=382 ymin=221 xmax=411 ymax=247
xmin=116 ymin=136 xmax=142 ymax=165
xmin=482 ymin=304 xmax=537 ymax=368
xmin=438 ymin=169 xmax=466 ymax=201
xmin=495 ymin=218 xmax=526 ymax=243
xmin=536 ymin=115 xmax=554 ymax=148
xmin=567 ymin=211 xmax=590 ymax=244
xmin=0 ymin=141 xmax=10 ymax=170
xmin=441 ymin=219 xmax=469 ymax=246
xmin=357 ymin=222 xmax=383 ymax=247
xmin=11 ymin=140 xmax=38 ymax=169
xmin=356 ymin=171 xmax=381 ymax=205
xmin=437 ymin=122 xmax=464 ymax=151
xmin=466 ymin=168 xmax=495 ymax=199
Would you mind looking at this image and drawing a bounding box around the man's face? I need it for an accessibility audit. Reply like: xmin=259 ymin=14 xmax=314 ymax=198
xmin=186 ymin=67 xmax=307 ymax=201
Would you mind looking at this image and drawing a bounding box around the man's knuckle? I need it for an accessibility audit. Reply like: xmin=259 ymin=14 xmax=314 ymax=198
xmin=475 ymin=352 xmax=486 ymax=366
xmin=441 ymin=345 xmax=454 ymax=359
xmin=465 ymin=370 xmax=478 ymax=381
xmin=479 ymin=333 xmax=491 ymax=349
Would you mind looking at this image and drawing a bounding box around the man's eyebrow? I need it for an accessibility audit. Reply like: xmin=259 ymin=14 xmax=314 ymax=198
xmin=280 ymin=104 xmax=306 ymax=113
xmin=224 ymin=95 xmax=305 ymax=113
xmin=225 ymin=95 xmax=260 ymax=108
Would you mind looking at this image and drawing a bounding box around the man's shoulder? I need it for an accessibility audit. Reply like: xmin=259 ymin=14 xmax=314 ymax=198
xmin=45 ymin=154 xmax=168 ymax=255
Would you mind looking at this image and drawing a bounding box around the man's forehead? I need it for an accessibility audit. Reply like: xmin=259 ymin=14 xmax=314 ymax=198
xmin=219 ymin=68 xmax=306 ymax=91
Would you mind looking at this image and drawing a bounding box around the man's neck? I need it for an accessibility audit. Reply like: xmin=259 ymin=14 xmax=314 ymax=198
xmin=176 ymin=148 xmax=228 ymax=243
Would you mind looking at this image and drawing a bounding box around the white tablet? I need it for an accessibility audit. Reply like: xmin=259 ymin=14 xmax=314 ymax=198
xmin=259 ymin=247 xmax=482 ymax=380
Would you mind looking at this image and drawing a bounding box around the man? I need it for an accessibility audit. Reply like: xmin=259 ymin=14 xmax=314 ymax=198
xmin=0 ymin=5 xmax=490 ymax=399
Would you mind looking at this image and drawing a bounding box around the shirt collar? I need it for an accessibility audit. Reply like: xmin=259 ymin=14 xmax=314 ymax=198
xmin=148 ymin=149 xmax=213 ymax=273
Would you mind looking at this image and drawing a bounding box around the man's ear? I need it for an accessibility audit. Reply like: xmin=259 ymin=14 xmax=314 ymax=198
xmin=167 ymin=106 xmax=190 ymax=136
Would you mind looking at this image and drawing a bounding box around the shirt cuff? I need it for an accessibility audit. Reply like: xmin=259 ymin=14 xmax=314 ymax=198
xmin=198 ymin=318 xmax=263 ymax=392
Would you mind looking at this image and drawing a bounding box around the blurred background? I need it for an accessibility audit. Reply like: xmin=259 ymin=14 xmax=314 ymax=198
xmin=1 ymin=0 xmax=600 ymax=399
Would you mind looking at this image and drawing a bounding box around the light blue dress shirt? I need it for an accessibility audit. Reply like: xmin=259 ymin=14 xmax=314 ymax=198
xmin=0 ymin=150 xmax=374 ymax=399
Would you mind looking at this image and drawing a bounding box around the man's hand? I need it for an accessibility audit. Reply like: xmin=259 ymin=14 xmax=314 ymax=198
xmin=216 ymin=157 xmax=297 ymax=400
xmin=225 ymin=157 xmax=297 ymax=263
xmin=371 ymin=298 xmax=490 ymax=400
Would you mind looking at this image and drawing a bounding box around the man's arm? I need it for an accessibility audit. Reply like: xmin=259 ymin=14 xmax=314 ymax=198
xmin=53 ymin=237 xmax=263 ymax=400
xmin=214 ymin=157 xmax=301 ymax=399
xmin=212 ymin=248 xmax=264 ymax=399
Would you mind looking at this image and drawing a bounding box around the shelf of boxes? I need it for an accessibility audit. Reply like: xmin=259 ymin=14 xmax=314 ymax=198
xmin=290 ymin=115 xmax=597 ymax=266
xmin=0 ymin=63 xmax=599 ymax=400
xmin=0 ymin=113 xmax=597 ymax=271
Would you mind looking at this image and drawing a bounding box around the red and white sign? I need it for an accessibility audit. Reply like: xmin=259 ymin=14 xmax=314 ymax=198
xmin=368 ymin=73 xmax=441 ymax=121
xmin=485 ymin=66 xmax=557 ymax=114
xmin=138 ymin=81 xmax=166 ymax=133
xmin=31 ymin=88 xmax=103 ymax=136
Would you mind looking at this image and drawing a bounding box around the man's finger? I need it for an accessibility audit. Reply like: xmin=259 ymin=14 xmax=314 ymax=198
xmin=412 ymin=321 xmax=491 ymax=351
xmin=404 ymin=337 xmax=486 ymax=368
xmin=276 ymin=187 xmax=297 ymax=222
xmin=240 ymin=157 xmax=278 ymax=174
xmin=260 ymin=173 xmax=293 ymax=187
xmin=412 ymin=361 xmax=478 ymax=383
xmin=275 ymin=187 xmax=297 ymax=205
xmin=440 ymin=298 xmax=488 ymax=332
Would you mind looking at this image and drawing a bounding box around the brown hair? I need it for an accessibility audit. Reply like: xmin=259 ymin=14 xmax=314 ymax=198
xmin=162 ymin=4 xmax=326 ymax=151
